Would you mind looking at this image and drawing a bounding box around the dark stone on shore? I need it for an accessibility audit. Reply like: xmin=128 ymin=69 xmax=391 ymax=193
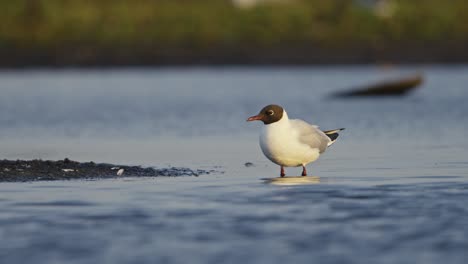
xmin=244 ymin=162 xmax=255 ymax=167
xmin=0 ymin=159 xmax=216 ymax=182
xmin=332 ymin=75 xmax=423 ymax=98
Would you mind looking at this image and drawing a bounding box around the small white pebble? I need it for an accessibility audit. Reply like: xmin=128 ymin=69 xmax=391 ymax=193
xmin=62 ymin=169 xmax=75 ymax=172
xmin=117 ymin=169 xmax=124 ymax=176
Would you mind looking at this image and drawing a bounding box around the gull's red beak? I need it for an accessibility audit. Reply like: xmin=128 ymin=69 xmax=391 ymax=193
xmin=247 ymin=114 xmax=263 ymax=122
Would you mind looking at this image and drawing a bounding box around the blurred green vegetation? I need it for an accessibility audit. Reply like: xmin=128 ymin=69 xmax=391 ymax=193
xmin=0 ymin=0 xmax=467 ymax=65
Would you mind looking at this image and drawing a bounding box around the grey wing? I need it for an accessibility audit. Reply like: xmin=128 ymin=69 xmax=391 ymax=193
xmin=290 ymin=119 xmax=331 ymax=153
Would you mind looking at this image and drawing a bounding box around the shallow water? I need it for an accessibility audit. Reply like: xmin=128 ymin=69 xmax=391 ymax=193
xmin=1 ymin=66 xmax=468 ymax=263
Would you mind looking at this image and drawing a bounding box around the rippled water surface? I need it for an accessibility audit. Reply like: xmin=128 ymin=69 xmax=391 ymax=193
xmin=1 ymin=66 xmax=468 ymax=263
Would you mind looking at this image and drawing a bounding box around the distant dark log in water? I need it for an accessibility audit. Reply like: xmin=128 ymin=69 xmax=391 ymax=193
xmin=332 ymin=74 xmax=423 ymax=97
xmin=0 ymin=159 xmax=215 ymax=182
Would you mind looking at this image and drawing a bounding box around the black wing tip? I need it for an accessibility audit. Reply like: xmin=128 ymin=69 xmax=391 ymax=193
xmin=323 ymin=128 xmax=346 ymax=134
xmin=323 ymin=128 xmax=345 ymax=142
xmin=327 ymin=133 xmax=339 ymax=141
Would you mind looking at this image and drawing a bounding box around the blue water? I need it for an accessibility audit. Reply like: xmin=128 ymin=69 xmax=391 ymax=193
xmin=1 ymin=66 xmax=468 ymax=263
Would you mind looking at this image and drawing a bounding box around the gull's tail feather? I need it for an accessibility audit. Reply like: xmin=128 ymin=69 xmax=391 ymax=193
xmin=323 ymin=128 xmax=345 ymax=146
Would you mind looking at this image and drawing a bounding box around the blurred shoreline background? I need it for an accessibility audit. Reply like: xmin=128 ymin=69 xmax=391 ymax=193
xmin=1 ymin=0 xmax=467 ymax=68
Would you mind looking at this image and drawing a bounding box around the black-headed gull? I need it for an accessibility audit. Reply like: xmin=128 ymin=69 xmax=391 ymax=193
xmin=247 ymin=104 xmax=344 ymax=177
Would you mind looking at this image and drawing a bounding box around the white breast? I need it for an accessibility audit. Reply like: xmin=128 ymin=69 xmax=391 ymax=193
xmin=259 ymin=112 xmax=320 ymax=167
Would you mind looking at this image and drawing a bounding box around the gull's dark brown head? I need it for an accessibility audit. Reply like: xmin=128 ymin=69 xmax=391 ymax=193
xmin=247 ymin=104 xmax=284 ymax=125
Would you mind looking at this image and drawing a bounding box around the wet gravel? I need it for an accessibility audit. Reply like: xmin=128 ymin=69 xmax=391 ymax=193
xmin=0 ymin=158 xmax=215 ymax=182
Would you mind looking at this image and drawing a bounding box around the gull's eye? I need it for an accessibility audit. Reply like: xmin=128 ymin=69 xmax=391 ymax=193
xmin=266 ymin=110 xmax=274 ymax=116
